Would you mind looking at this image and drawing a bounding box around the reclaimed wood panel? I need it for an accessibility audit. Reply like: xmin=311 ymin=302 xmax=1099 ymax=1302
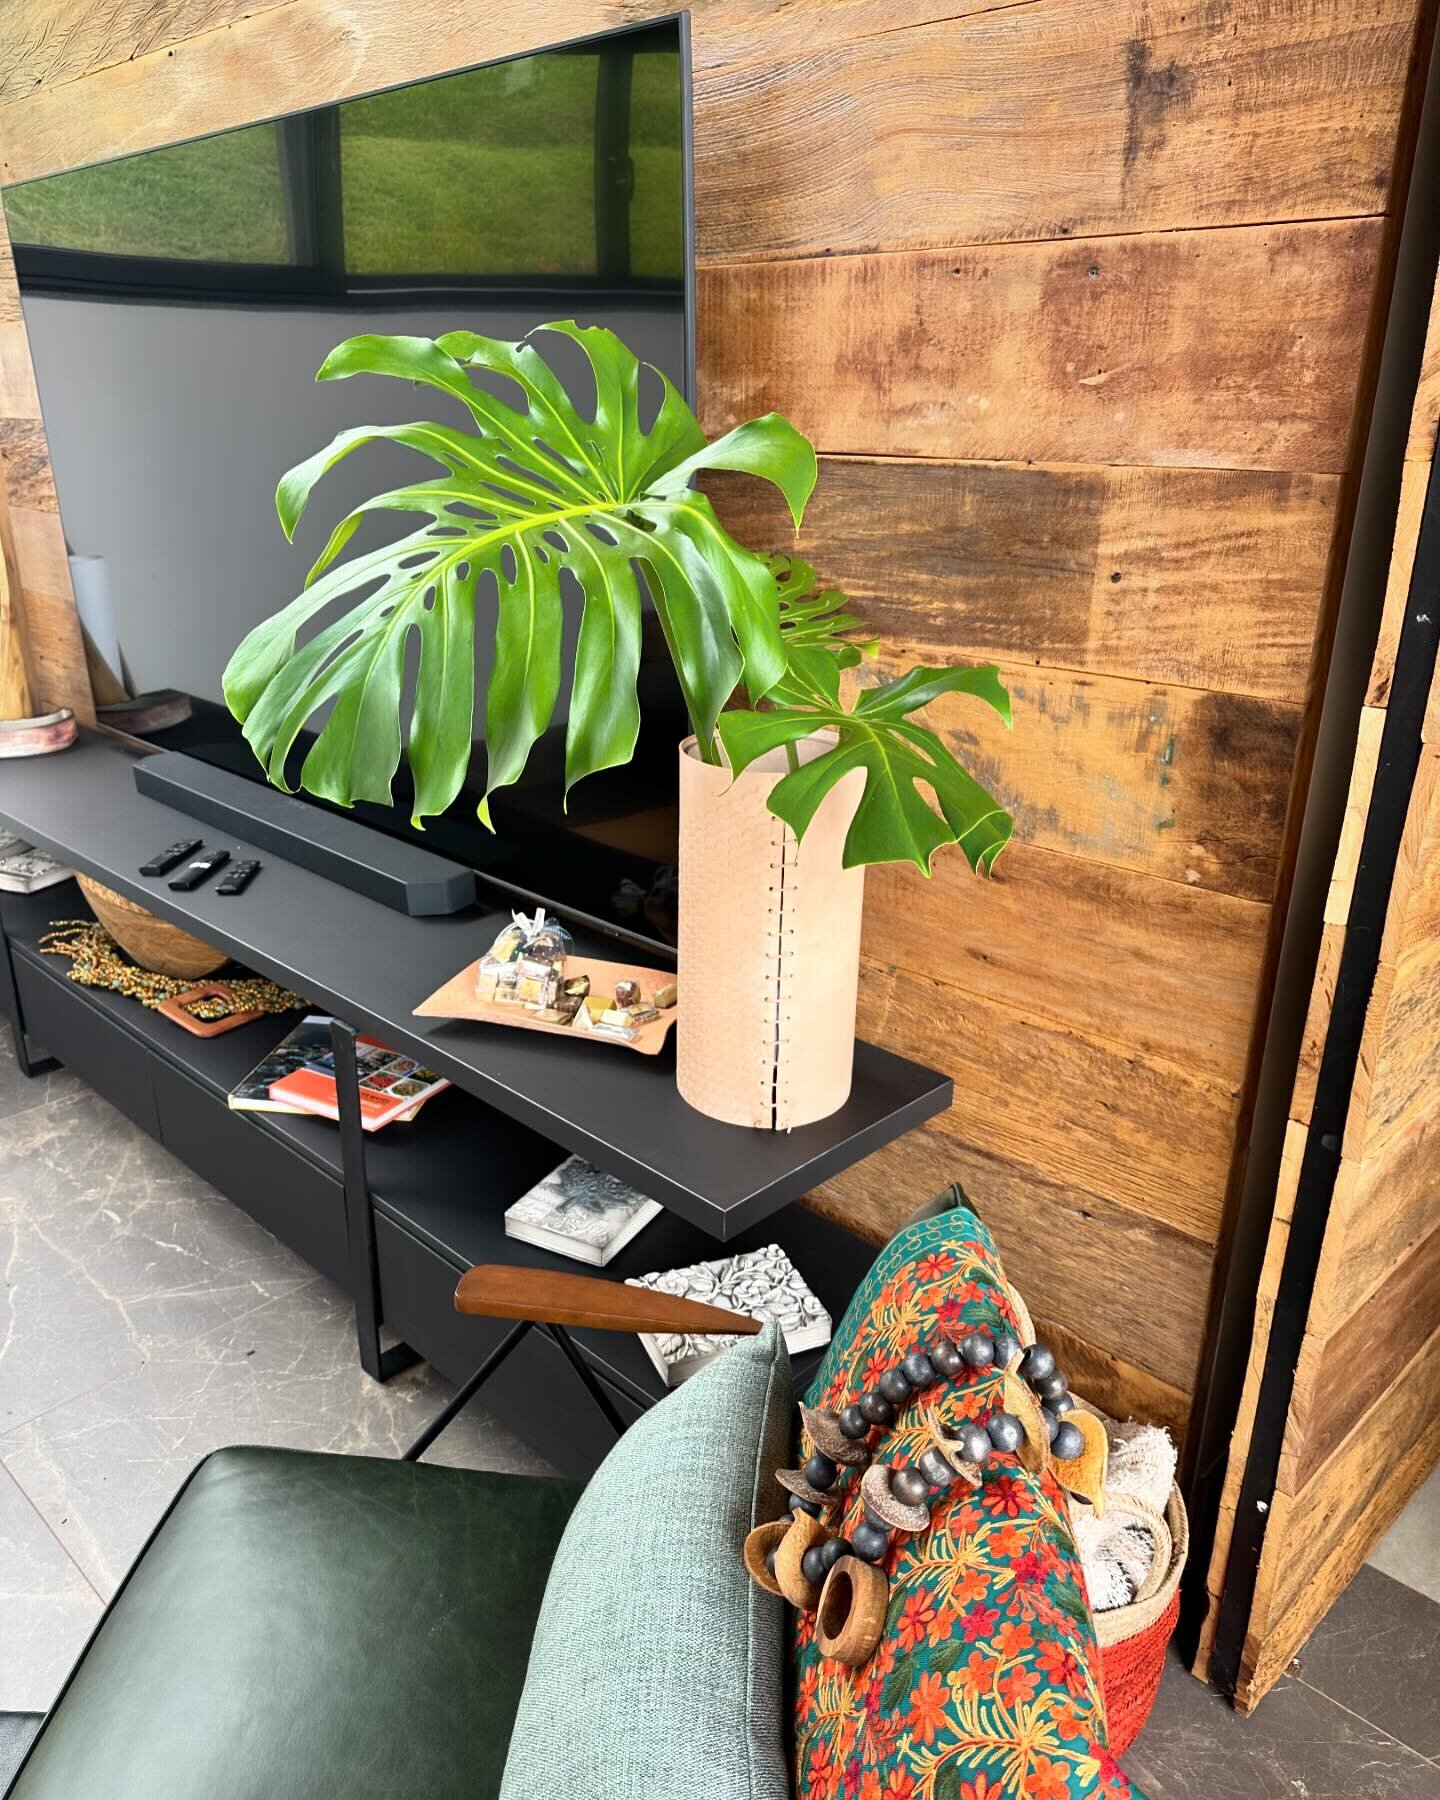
xmin=1366 ymin=457 xmax=1428 ymax=707
xmin=865 ymin=844 xmax=1268 ymax=1082
xmin=699 ymin=221 xmax=1382 ymax=472
xmin=0 ymin=1 xmax=1423 ymax=262
xmin=1310 ymin=1100 xmax=1440 ymax=1340
xmin=864 ymin=647 xmax=1300 ymax=902
xmin=1346 ymin=936 xmax=1440 ymax=1160
xmin=806 ymin=1122 xmax=1208 ymax=1401
xmin=1381 ymin=744 xmax=1440 ymax=963
xmin=707 ymin=459 xmax=1338 ymax=704
xmin=857 ymin=960 xmax=1239 ymax=1243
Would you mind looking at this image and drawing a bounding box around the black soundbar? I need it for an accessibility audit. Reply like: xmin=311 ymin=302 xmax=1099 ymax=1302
xmin=133 ymin=751 xmax=477 ymax=917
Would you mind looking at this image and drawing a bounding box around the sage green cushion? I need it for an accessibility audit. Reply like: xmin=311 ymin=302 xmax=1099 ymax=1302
xmin=499 ymin=1320 xmax=793 ymax=1800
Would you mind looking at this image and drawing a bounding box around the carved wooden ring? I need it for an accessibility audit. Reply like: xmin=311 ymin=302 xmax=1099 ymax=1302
xmin=773 ymin=1510 xmax=828 ymax=1610
xmin=1053 ymin=1407 xmax=1109 ymax=1516
xmin=816 ymin=1555 xmax=890 ymax=1665
xmin=741 ymin=1518 xmax=791 ymax=1598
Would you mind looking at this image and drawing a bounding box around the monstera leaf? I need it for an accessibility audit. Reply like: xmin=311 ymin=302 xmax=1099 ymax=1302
xmin=716 ymin=652 xmax=1014 ymax=875
xmin=223 ymin=324 xmax=816 ymax=826
xmin=771 ymin=553 xmax=877 ymax=689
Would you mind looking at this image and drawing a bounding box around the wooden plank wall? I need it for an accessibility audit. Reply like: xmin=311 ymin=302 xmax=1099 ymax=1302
xmin=0 ymin=2 xmax=1432 ymax=1440
xmin=1193 ymin=275 xmax=1440 ymax=1708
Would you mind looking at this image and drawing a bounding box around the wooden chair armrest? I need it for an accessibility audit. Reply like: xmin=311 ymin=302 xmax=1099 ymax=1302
xmin=454 ymin=1262 xmax=761 ymax=1337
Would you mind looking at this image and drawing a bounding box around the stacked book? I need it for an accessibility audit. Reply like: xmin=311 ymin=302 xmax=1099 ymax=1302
xmin=0 ymin=831 xmax=72 ymax=895
xmin=228 ymin=1015 xmax=449 ymax=1131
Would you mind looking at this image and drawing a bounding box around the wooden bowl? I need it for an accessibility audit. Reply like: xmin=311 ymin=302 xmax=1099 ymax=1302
xmin=76 ymin=875 xmax=227 ymax=979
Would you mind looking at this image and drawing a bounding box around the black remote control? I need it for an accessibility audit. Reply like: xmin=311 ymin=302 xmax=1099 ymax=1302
xmin=168 ymin=849 xmax=230 ymax=892
xmin=215 ymin=859 xmax=261 ymax=896
xmin=139 ymin=838 xmax=203 ymax=877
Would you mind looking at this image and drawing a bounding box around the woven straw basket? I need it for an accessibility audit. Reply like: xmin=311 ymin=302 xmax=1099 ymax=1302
xmin=1002 ymin=1283 xmax=1186 ymax=1753
xmin=76 ymin=875 xmax=227 ymax=980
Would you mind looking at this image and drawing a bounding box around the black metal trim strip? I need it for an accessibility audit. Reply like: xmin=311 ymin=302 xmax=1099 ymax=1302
xmin=1208 ymin=437 xmax=1440 ymax=1694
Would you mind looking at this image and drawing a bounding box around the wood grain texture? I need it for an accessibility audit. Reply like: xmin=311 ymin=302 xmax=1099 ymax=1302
xmin=1366 ymin=454 xmax=1428 ymax=707
xmin=707 ymin=459 xmax=1338 ymax=704
xmin=1381 ymin=744 xmax=1440 ymax=965
xmin=808 ymin=1122 xmax=1211 ymax=1394
xmin=1407 ymin=265 xmax=1440 ymax=464
xmin=1280 ymin=1220 xmax=1440 ymax=1490
xmin=699 ymin=220 xmax=1383 ymax=472
xmin=864 ymin=843 xmax=1269 ymax=1082
xmin=862 ymin=647 xmax=1300 ymax=902
xmin=857 ymin=960 xmax=1239 ymax=1243
xmin=1240 ymin=1324 xmax=1440 ymax=1708
xmin=0 ymin=0 xmax=1423 ymax=260
xmin=1324 ymin=704 xmax=1386 ymax=926
xmin=1290 ymin=921 xmax=1342 ymax=1129
xmin=1345 ymin=936 xmax=1440 ymax=1160
xmin=454 ymin=1262 xmax=763 ymax=1335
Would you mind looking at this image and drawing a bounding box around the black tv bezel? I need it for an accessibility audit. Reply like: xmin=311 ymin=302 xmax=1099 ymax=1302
xmin=4 ymin=14 xmax=698 ymax=955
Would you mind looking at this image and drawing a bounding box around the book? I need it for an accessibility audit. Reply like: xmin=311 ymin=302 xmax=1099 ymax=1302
xmin=0 ymin=834 xmax=73 ymax=895
xmin=268 ymin=1029 xmax=450 ymax=1132
xmin=503 ymin=1156 xmax=662 ymax=1267
xmin=626 ymin=1244 xmax=832 ymax=1387
xmin=229 ymin=1015 xmax=442 ymax=1127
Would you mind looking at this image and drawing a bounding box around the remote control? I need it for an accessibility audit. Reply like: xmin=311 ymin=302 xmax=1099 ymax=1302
xmin=168 ymin=849 xmax=230 ymax=892
xmin=215 ymin=859 xmax=261 ymax=896
xmin=139 ymin=838 xmax=203 ymax=877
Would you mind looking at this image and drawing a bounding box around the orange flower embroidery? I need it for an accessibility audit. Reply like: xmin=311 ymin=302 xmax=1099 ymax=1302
xmin=959 ymin=1777 xmax=1006 ymax=1800
xmin=906 ymin=1671 xmax=949 ymax=1745
xmin=998 ymin=1663 xmax=1041 ymax=1707
xmin=953 ymin=1648 xmax=997 ymax=1700
xmin=954 ymin=1565 xmax=990 ymax=1607
xmin=898 ymin=1590 xmax=937 ymax=1651
xmin=1024 ymin=1755 xmax=1072 ymax=1800
xmin=995 ymin=1619 xmax=1034 ymax=1658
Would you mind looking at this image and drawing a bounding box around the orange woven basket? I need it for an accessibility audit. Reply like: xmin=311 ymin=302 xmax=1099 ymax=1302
xmin=1093 ymin=1487 xmax=1189 ymax=1754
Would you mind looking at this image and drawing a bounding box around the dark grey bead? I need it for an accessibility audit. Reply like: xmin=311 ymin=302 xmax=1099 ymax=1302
xmin=987 ymin=1411 xmax=1025 ymax=1454
xmin=789 ymin=1493 xmax=822 ymax=1518
xmin=1033 ymin=1370 xmax=1068 ymax=1402
xmin=1041 ymin=1405 xmax=1060 ymax=1444
xmin=902 ymin=1350 xmax=938 ymax=1389
xmin=929 ymin=1336 xmax=964 ymax=1377
xmin=917 ymin=1447 xmax=957 ymax=1489
xmin=892 ymin=1466 xmax=931 ymax=1509
xmin=838 ymin=1403 xmax=870 ymax=1439
xmin=801 ymin=1545 xmax=829 ymax=1585
xmin=851 ymin=1522 xmax=891 ymax=1564
xmin=959 ymin=1332 xmax=996 ymax=1369
xmin=1052 ymin=1420 xmax=1085 ymax=1461
xmin=992 ymin=1332 xmax=1023 ymax=1370
xmin=803 ymin=1451 xmax=839 ymax=1490
xmin=1050 ymin=1392 xmax=1075 ymax=1418
xmin=959 ymin=1422 xmax=992 ymax=1466
xmin=819 ymin=1536 xmax=850 ymax=1573
xmin=1019 ymin=1344 xmax=1056 ymax=1384
xmin=859 ymin=1389 xmax=896 ymax=1427
xmin=878 ymin=1367 xmax=912 ymax=1405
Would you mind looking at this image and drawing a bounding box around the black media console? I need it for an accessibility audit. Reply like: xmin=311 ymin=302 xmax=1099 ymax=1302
xmin=0 ymin=733 xmax=953 ymax=1478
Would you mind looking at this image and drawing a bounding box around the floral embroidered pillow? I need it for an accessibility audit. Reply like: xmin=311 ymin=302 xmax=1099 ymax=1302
xmin=791 ymin=1204 xmax=1149 ymax=1800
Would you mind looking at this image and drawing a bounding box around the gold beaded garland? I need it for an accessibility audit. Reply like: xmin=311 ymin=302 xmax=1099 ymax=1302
xmin=40 ymin=921 xmax=305 ymax=1019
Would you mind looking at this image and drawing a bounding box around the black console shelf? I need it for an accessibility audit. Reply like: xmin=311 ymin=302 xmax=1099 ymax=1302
xmin=0 ymin=733 xmax=952 ymax=1239
xmin=0 ymin=738 xmax=950 ymax=1474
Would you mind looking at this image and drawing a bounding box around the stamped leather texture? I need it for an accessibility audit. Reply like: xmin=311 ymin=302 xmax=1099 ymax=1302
xmin=677 ymin=738 xmax=864 ymax=1128
xmin=6 ymin=1447 xmax=581 ymax=1800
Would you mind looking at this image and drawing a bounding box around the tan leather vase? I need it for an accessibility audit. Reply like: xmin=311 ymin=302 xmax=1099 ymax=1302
xmin=676 ymin=734 xmax=865 ymax=1128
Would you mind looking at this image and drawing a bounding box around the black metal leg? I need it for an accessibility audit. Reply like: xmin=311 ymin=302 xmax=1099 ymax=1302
xmin=401 ymin=1320 xmax=533 ymax=1462
xmin=329 ymin=1017 xmax=420 ymax=1384
xmin=547 ymin=1323 xmax=630 ymax=1440
xmin=0 ymin=911 xmax=61 ymax=1079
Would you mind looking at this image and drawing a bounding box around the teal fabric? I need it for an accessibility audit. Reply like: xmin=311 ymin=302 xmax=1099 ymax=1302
xmin=500 ymin=1320 xmax=793 ymax=1800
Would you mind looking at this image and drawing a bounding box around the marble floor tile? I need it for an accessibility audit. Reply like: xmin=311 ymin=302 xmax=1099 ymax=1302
xmin=1368 ymin=1466 xmax=1440 ymax=1605
xmin=0 ymin=1273 xmax=548 ymax=1598
xmin=1289 ymin=1565 xmax=1440 ymax=1763
xmin=0 ymin=1029 xmax=80 ymax=1124
xmin=0 ymin=1086 xmax=316 ymax=1383
xmin=0 ymin=1462 xmax=101 ymax=1713
xmin=1125 ymin=1652 xmax=1439 ymax=1799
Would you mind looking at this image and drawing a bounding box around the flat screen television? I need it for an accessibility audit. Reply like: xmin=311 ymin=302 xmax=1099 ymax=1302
xmin=1 ymin=18 xmax=694 ymax=951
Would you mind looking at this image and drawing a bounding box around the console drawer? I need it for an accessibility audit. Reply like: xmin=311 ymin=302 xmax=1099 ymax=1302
xmin=152 ymin=1058 xmax=351 ymax=1289
xmin=12 ymin=953 xmax=159 ymax=1135
xmin=374 ymin=1213 xmax=642 ymax=1478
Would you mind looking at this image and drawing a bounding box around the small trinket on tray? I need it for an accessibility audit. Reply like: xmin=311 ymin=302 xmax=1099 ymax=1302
xmin=613 ymin=978 xmax=641 ymax=1010
xmin=655 ymin=981 xmax=678 ymax=1010
xmin=477 ymin=907 xmax=570 ymax=1004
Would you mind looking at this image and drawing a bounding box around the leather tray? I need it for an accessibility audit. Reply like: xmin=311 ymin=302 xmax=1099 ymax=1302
xmin=413 ymin=954 xmax=677 ymax=1055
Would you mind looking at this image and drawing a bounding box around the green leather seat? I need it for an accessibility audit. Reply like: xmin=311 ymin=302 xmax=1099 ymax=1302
xmin=6 ymin=1447 xmax=582 ymax=1800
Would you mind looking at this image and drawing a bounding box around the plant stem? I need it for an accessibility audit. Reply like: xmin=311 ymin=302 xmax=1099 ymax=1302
xmin=784 ymin=740 xmax=801 ymax=775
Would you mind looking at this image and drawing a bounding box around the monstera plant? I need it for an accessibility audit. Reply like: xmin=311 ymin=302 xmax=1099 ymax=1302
xmin=224 ymin=323 xmax=1013 ymax=876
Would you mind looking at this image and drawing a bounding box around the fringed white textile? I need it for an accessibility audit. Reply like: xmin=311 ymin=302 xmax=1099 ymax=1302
xmin=1073 ymin=1418 xmax=1177 ymax=1612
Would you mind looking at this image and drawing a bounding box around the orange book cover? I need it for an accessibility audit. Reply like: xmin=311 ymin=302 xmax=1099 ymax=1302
xmin=268 ymin=1034 xmax=449 ymax=1133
